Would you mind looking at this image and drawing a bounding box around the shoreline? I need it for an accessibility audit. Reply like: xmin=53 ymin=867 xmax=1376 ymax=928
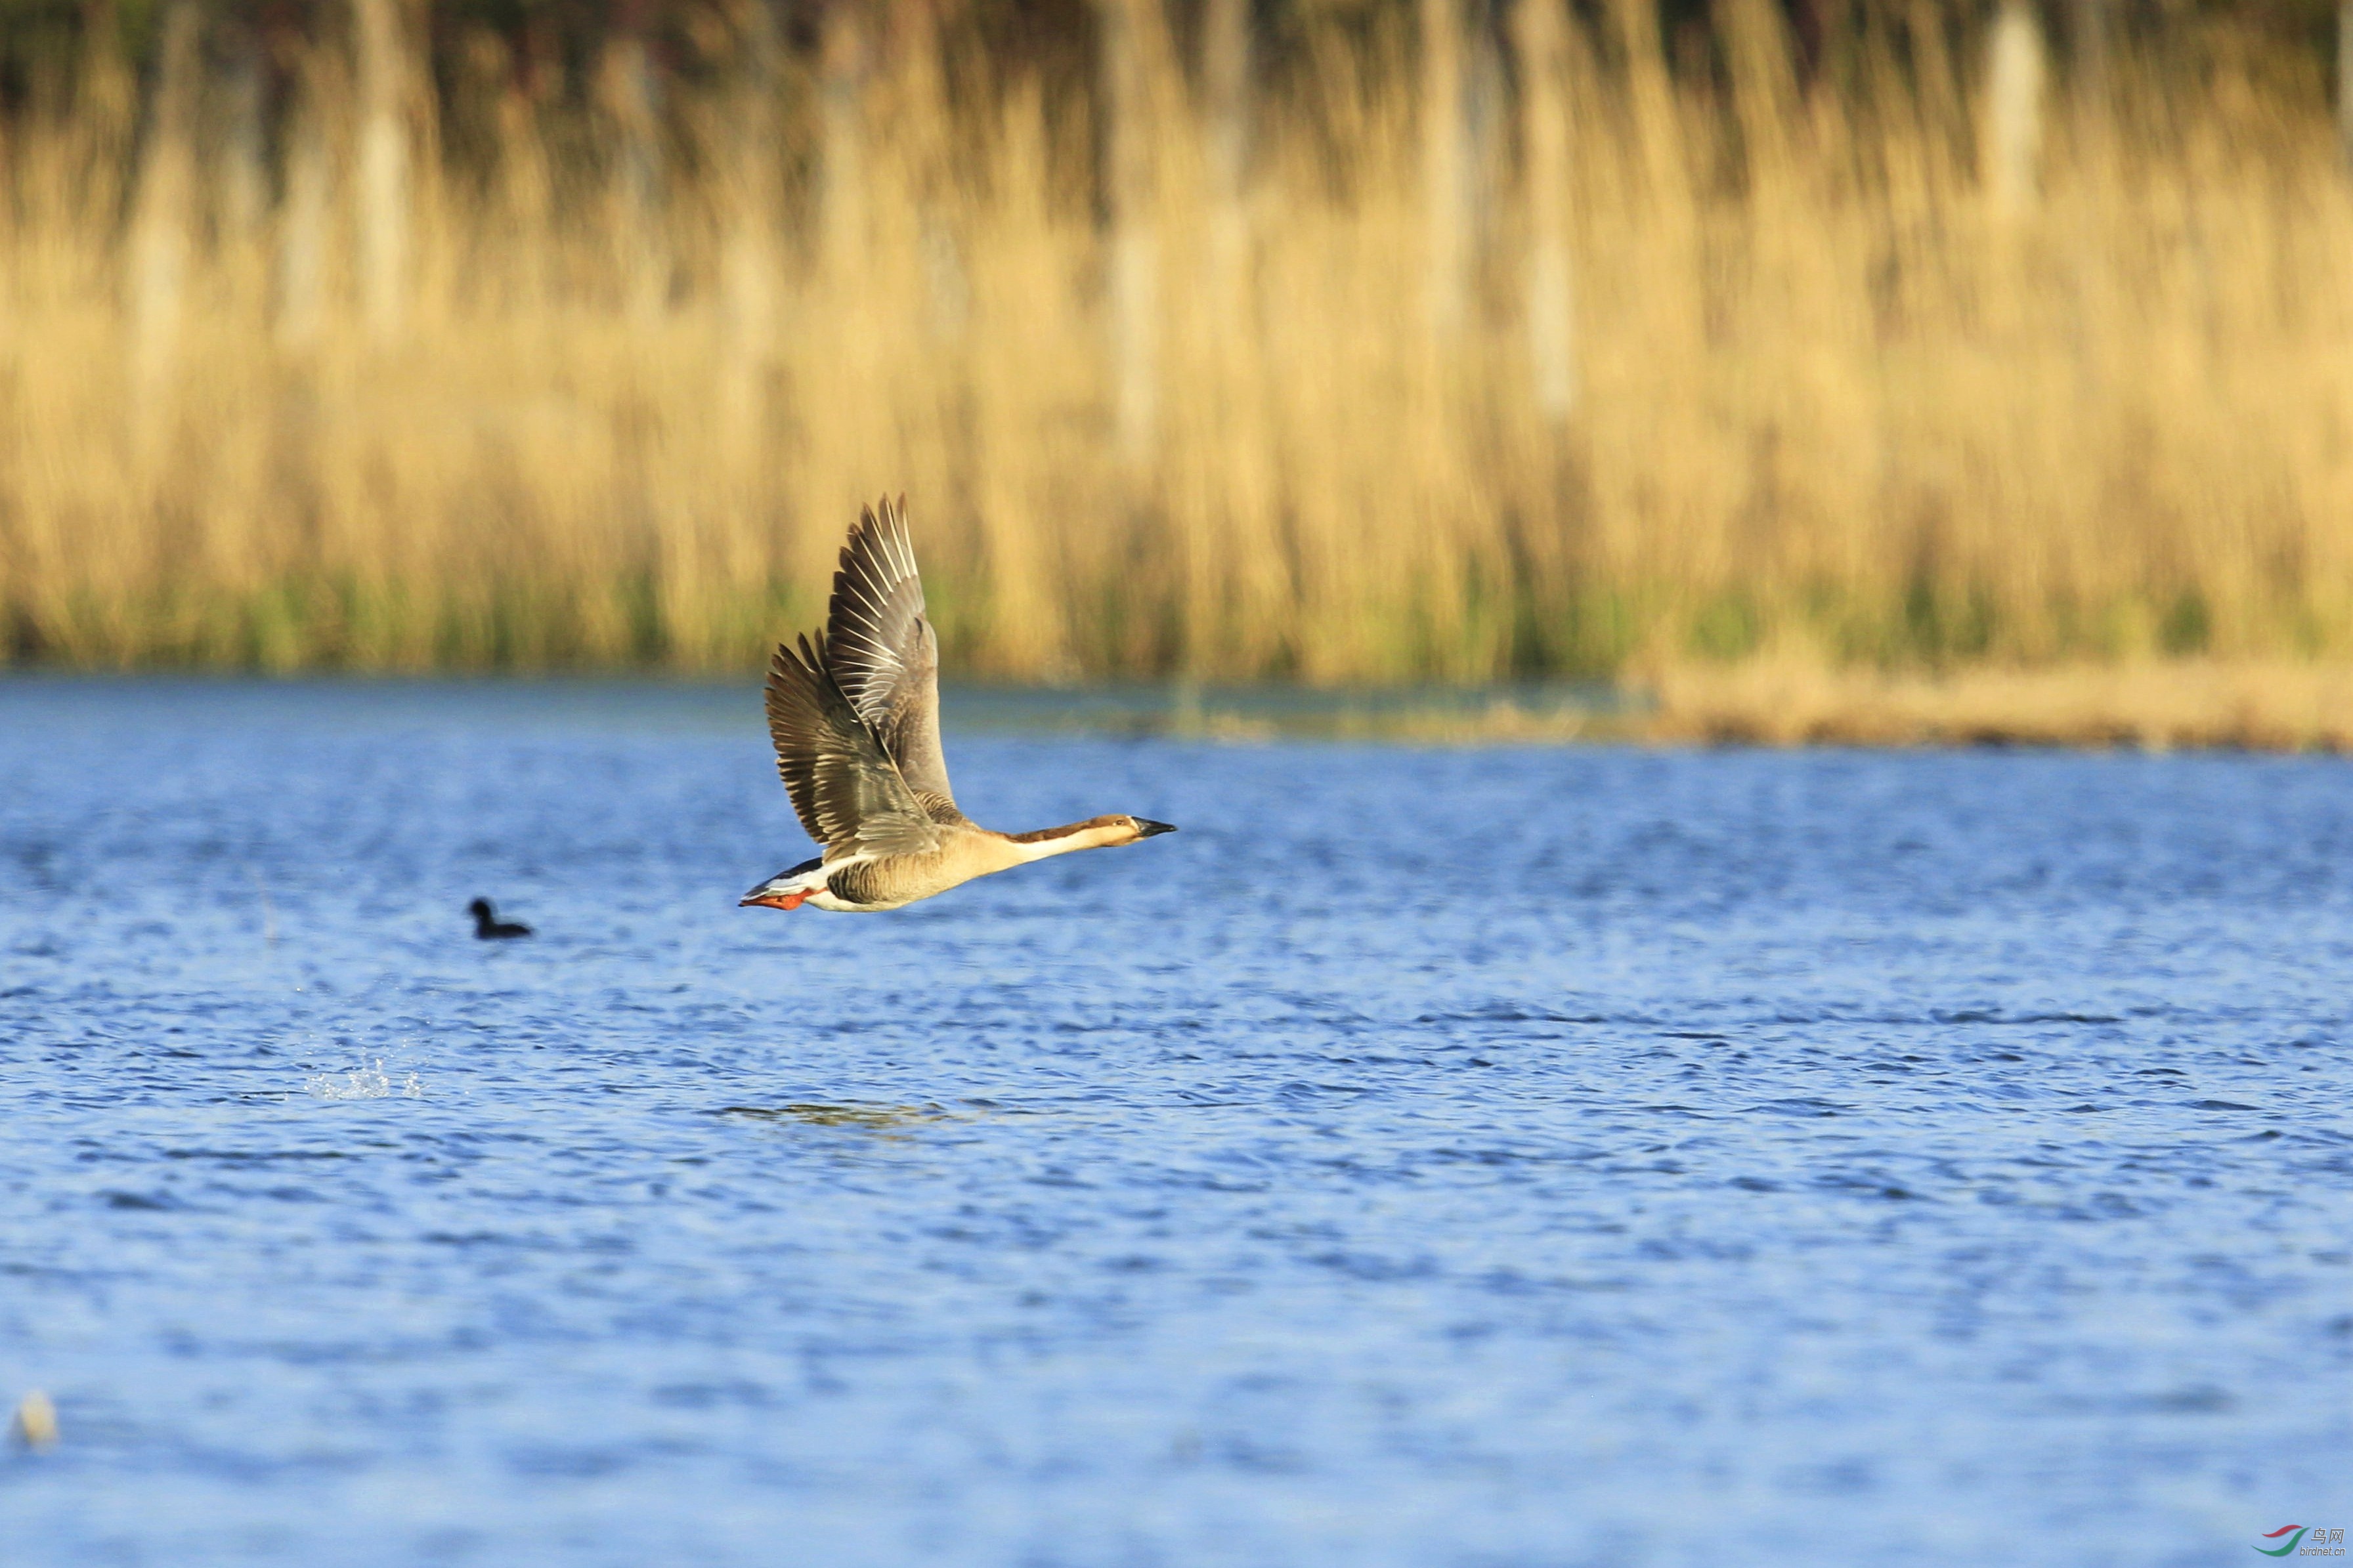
xmin=7 ymin=662 xmax=2352 ymax=752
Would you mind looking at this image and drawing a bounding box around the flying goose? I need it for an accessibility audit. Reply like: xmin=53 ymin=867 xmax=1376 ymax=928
xmin=741 ymin=497 xmax=1175 ymax=915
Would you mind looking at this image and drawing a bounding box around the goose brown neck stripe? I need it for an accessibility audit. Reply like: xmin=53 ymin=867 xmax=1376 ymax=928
xmin=1006 ymin=816 xmax=1127 ymax=845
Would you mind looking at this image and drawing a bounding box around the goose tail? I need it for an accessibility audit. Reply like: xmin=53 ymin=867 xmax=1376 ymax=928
xmin=741 ymin=856 xmax=829 ymax=912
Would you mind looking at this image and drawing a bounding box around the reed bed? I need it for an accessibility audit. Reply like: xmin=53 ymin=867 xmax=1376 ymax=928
xmin=3 ymin=3 xmax=2350 ymax=702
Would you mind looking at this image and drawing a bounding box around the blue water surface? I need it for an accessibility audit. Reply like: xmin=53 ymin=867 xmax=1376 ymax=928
xmin=1 ymin=678 xmax=2348 ymax=1566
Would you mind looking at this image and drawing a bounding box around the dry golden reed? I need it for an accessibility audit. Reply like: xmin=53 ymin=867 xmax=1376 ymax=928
xmin=3 ymin=4 xmax=2351 ymax=692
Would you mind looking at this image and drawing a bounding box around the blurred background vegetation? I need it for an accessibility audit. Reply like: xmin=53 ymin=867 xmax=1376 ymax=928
xmin=2 ymin=0 xmax=2351 ymax=690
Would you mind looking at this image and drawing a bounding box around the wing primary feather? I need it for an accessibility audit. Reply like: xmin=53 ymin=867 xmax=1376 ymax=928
xmin=763 ymin=637 xmax=830 ymax=847
xmin=764 ymin=629 xmax=941 ymax=860
xmin=816 ymin=496 xmax=957 ymax=807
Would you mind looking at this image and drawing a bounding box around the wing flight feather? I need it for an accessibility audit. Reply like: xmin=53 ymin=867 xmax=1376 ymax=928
xmin=764 ymin=633 xmax=942 ymax=860
xmin=825 ymin=497 xmax=955 ymax=806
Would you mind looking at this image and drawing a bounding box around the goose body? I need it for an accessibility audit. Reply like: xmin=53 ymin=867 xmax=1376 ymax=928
xmin=742 ymin=498 xmax=1175 ymax=916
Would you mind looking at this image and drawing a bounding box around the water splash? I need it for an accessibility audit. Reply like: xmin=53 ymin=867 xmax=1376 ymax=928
xmin=305 ymin=1060 xmax=424 ymax=1101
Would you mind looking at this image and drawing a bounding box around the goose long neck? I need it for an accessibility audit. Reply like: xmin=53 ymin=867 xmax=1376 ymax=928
xmin=1006 ymin=818 xmax=1121 ymax=862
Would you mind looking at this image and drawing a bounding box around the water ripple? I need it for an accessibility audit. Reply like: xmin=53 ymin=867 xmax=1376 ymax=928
xmin=0 ymin=681 xmax=2349 ymax=1566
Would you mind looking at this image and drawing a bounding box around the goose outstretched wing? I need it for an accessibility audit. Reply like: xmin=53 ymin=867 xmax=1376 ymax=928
xmin=764 ymin=633 xmax=942 ymax=860
xmin=823 ymin=497 xmax=955 ymax=807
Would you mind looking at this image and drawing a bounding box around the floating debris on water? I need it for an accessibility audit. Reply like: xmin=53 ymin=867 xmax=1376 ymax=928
xmin=12 ymin=1391 xmax=57 ymax=1451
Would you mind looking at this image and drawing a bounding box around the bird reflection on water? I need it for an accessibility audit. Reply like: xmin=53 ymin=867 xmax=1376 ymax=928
xmin=714 ymin=1101 xmax=955 ymax=1134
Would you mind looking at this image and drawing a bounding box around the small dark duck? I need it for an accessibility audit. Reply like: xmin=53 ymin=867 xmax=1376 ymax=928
xmin=469 ymin=899 xmax=532 ymax=939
